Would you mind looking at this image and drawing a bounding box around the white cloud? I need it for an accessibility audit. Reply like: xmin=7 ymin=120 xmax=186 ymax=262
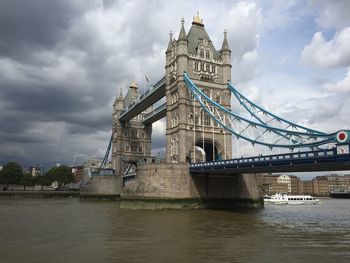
xmin=302 ymin=27 xmax=350 ymax=68
xmin=325 ymin=68 xmax=350 ymax=92
xmin=308 ymin=0 xmax=350 ymax=29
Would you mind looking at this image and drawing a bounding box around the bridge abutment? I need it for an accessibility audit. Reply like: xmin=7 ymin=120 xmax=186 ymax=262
xmin=120 ymin=163 xmax=263 ymax=209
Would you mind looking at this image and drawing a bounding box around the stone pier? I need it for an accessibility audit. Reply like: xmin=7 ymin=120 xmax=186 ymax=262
xmin=121 ymin=163 xmax=263 ymax=209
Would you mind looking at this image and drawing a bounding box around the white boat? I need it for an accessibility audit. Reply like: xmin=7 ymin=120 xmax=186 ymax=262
xmin=264 ymin=193 xmax=320 ymax=205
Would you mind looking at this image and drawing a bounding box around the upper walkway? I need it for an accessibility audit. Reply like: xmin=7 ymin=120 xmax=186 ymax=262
xmin=190 ymin=144 xmax=350 ymax=175
xmin=119 ymin=77 xmax=166 ymax=122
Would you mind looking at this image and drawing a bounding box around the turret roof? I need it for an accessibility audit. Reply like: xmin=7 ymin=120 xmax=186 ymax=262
xmin=187 ymin=20 xmax=220 ymax=59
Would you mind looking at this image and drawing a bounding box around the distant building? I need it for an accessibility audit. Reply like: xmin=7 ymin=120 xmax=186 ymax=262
xmin=72 ymin=165 xmax=84 ymax=183
xmin=25 ymin=165 xmax=42 ymax=176
xmin=327 ymin=174 xmax=350 ymax=191
xmin=300 ymin=180 xmax=313 ymax=195
xmin=290 ymin=175 xmax=301 ymax=194
xmin=261 ymin=174 xmax=291 ymax=194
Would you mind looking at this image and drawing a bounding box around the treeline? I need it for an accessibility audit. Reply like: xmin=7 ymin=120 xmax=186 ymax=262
xmin=0 ymin=162 xmax=75 ymax=190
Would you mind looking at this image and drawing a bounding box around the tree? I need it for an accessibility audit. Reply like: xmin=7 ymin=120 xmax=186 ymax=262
xmin=45 ymin=166 xmax=74 ymax=189
xmin=20 ymin=173 xmax=34 ymax=191
xmin=0 ymin=162 xmax=23 ymax=186
xmin=33 ymin=174 xmax=52 ymax=191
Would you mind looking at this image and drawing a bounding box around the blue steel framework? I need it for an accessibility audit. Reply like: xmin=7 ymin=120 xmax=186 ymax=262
xmin=183 ymin=73 xmax=349 ymax=150
xmin=103 ymin=73 xmax=349 ymax=172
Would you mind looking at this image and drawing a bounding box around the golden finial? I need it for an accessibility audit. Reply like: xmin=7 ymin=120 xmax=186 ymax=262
xmin=130 ymin=80 xmax=138 ymax=88
xmin=193 ymin=11 xmax=203 ymax=25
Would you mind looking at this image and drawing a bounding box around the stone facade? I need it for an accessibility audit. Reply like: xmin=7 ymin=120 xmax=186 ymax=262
xmin=109 ymin=15 xmax=263 ymax=208
xmin=165 ymin=16 xmax=232 ymax=164
xmin=121 ymin=163 xmax=262 ymax=208
xmin=111 ymin=82 xmax=153 ymax=178
xmin=80 ymin=176 xmax=120 ymax=200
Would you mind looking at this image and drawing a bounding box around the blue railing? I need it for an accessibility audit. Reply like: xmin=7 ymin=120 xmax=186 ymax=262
xmin=190 ymin=147 xmax=342 ymax=170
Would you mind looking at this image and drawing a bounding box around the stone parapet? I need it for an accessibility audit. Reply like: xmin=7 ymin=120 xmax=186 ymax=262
xmin=80 ymin=176 xmax=121 ymax=199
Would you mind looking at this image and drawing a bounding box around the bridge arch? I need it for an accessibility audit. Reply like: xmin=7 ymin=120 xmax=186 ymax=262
xmin=192 ymin=139 xmax=223 ymax=162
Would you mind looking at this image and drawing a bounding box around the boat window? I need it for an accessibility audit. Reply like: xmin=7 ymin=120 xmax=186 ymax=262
xmin=293 ymin=154 xmax=299 ymax=158
xmin=301 ymin=153 xmax=306 ymax=157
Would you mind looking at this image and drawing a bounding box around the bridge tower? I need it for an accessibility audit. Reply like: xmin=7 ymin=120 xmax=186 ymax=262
xmin=165 ymin=14 xmax=232 ymax=163
xmin=112 ymin=81 xmax=152 ymax=177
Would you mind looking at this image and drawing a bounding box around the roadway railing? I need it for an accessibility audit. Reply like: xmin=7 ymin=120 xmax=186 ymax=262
xmin=190 ymin=147 xmax=340 ymax=170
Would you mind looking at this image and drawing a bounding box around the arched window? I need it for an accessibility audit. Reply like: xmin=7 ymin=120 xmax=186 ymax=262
xmin=201 ymin=110 xmax=211 ymax=126
xmin=194 ymin=61 xmax=199 ymax=71
xmin=206 ymin=63 xmax=210 ymax=72
xmin=206 ymin=50 xmax=210 ymax=59
xmin=200 ymin=49 xmax=204 ymax=58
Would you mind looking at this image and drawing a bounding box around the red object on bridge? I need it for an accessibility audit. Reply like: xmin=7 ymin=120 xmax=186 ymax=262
xmin=337 ymin=131 xmax=348 ymax=143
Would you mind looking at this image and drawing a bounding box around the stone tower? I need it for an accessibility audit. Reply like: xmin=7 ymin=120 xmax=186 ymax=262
xmin=112 ymin=81 xmax=152 ymax=177
xmin=165 ymin=14 xmax=232 ymax=163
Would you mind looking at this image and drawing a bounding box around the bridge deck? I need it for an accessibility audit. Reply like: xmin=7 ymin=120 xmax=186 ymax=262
xmin=190 ymin=148 xmax=350 ymax=175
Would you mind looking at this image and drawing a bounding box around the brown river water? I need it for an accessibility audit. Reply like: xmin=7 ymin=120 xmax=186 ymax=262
xmin=0 ymin=198 xmax=349 ymax=263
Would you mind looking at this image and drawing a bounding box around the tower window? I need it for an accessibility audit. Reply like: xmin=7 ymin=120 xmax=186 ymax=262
xmin=131 ymin=129 xmax=138 ymax=138
xmin=200 ymin=49 xmax=204 ymax=58
xmin=194 ymin=61 xmax=199 ymax=71
xmin=206 ymin=63 xmax=210 ymax=72
xmin=206 ymin=50 xmax=210 ymax=59
xmin=131 ymin=142 xmax=138 ymax=152
xmin=201 ymin=110 xmax=211 ymax=126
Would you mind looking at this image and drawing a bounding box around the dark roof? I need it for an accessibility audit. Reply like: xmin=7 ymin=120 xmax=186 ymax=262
xmin=187 ymin=23 xmax=220 ymax=59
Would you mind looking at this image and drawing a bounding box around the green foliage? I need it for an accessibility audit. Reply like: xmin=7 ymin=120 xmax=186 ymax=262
xmin=44 ymin=165 xmax=74 ymax=188
xmin=20 ymin=173 xmax=35 ymax=190
xmin=0 ymin=162 xmax=23 ymax=185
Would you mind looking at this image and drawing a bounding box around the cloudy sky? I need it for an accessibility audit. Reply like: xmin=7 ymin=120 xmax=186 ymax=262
xmin=0 ymin=0 xmax=349 ymax=171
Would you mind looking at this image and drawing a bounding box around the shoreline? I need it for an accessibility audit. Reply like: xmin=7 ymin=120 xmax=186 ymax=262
xmin=0 ymin=190 xmax=80 ymax=198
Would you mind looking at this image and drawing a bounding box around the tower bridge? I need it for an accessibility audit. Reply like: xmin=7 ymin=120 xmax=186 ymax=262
xmin=84 ymin=14 xmax=350 ymax=208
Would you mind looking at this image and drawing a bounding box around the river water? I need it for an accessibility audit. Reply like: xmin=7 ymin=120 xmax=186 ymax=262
xmin=0 ymin=198 xmax=349 ymax=263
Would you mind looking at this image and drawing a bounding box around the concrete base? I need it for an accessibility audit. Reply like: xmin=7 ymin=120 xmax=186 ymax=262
xmin=80 ymin=176 xmax=121 ymax=200
xmin=120 ymin=197 xmax=263 ymax=209
xmin=120 ymin=163 xmax=263 ymax=209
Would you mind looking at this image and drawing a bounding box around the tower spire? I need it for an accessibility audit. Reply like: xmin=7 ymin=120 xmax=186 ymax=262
xmin=221 ymin=29 xmax=231 ymax=53
xmin=118 ymin=88 xmax=123 ymax=99
xmin=178 ymin=18 xmax=187 ymax=41
xmin=166 ymin=31 xmax=173 ymax=53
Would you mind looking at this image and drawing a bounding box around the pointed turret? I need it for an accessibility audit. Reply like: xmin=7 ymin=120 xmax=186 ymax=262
xmin=113 ymin=88 xmax=125 ymax=112
xmin=124 ymin=80 xmax=139 ymax=107
xmin=118 ymin=89 xmax=124 ymax=100
xmin=220 ymin=30 xmax=232 ymax=82
xmin=166 ymin=31 xmax=173 ymax=54
xmin=220 ymin=29 xmax=231 ymax=53
xmin=178 ymin=18 xmax=187 ymax=42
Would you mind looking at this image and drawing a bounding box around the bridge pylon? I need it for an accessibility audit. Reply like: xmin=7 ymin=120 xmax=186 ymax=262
xmin=165 ymin=16 xmax=232 ymax=163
